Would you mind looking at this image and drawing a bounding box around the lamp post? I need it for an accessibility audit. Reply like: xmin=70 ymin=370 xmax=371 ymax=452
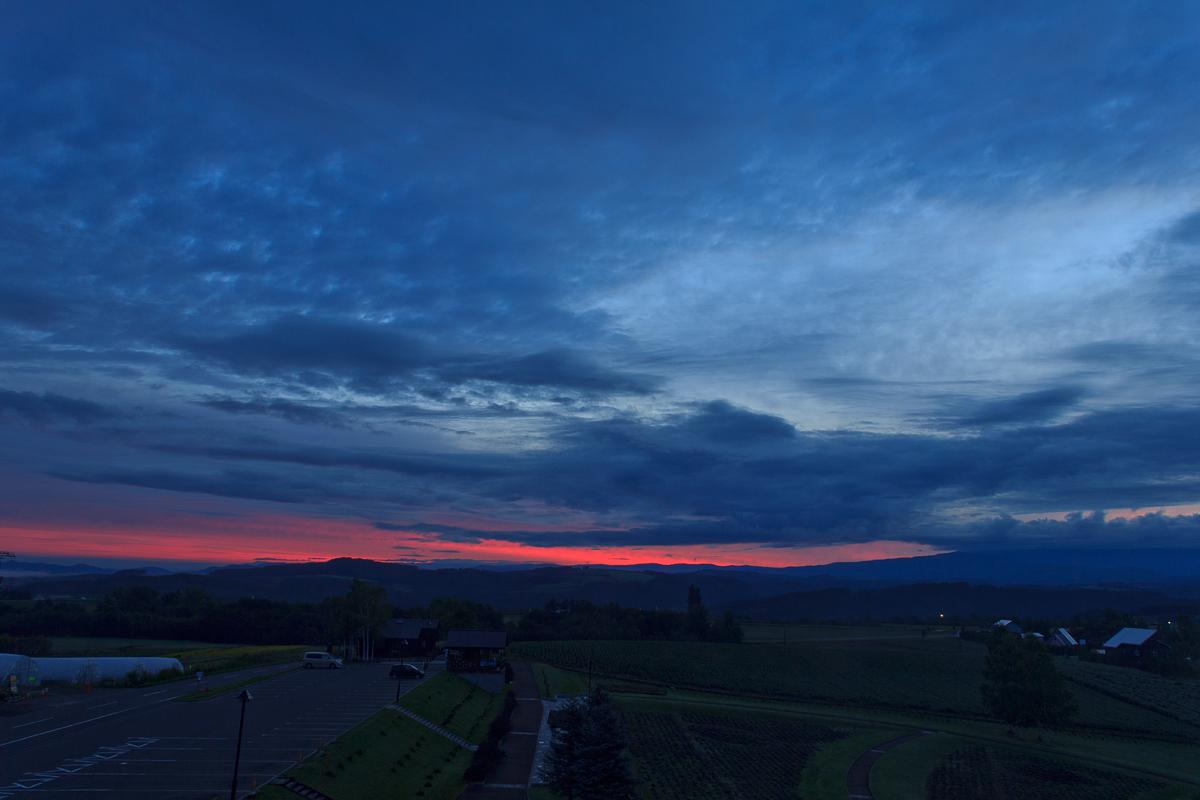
xmin=229 ymin=689 xmax=253 ymax=800
xmin=394 ymin=670 xmax=403 ymax=705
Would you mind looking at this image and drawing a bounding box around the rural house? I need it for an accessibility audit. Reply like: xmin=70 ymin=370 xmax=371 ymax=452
xmin=1101 ymin=627 xmax=1164 ymax=663
xmin=992 ymin=619 xmax=1023 ymax=635
xmin=380 ymin=618 xmax=439 ymax=659
xmin=1047 ymin=627 xmax=1078 ymax=649
xmin=445 ymin=629 xmax=507 ymax=672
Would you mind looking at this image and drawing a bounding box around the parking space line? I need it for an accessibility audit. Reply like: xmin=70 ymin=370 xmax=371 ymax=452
xmin=12 ymin=717 xmax=54 ymax=729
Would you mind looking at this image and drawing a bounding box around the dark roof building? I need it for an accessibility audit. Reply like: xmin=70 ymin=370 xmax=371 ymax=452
xmin=445 ymin=629 xmax=507 ymax=672
xmin=380 ymin=618 xmax=439 ymax=658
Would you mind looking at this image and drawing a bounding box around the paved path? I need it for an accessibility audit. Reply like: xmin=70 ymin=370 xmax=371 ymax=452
xmin=846 ymin=730 xmax=931 ymax=800
xmin=0 ymin=662 xmax=435 ymax=799
xmin=460 ymin=662 xmax=543 ymax=800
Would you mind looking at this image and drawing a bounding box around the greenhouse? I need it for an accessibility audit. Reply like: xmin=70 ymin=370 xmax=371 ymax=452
xmin=32 ymin=656 xmax=184 ymax=685
xmin=0 ymin=653 xmax=41 ymax=690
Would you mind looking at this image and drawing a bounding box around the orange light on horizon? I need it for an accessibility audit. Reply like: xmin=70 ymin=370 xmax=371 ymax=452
xmin=3 ymin=514 xmax=948 ymax=569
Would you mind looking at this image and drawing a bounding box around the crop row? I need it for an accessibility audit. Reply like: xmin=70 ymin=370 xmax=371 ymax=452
xmin=620 ymin=706 xmax=844 ymax=799
xmin=1058 ymin=658 xmax=1200 ymax=729
xmin=926 ymin=746 xmax=1163 ymax=800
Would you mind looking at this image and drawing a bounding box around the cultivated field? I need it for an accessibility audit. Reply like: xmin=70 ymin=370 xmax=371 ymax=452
xmin=618 ymin=698 xmax=851 ymax=799
xmin=510 ymin=637 xmax=1198 ymax=738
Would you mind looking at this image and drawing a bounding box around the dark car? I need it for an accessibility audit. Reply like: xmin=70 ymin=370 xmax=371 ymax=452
xmin=389 ymin=663 xmax=425 ymax=679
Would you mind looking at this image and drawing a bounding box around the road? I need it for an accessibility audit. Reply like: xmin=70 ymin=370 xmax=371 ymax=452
xmin=0 ymin=662 xmax=434 ymax=799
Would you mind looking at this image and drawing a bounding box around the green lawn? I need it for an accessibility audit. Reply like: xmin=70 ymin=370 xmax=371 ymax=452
xmin=799 ymin=728 xmax=896 ymax=800
xmin=250 ymin=709 xmax=470 ymax=800
xmin=532 ymin=662 xmax=589 ymax=698
xmin=170 ymin=644 xmax=310 ymax=675
xmin=871 ymin=732 xmax=967 ymax=800
xmin=398 ymin=673 xmax=506 ymax=744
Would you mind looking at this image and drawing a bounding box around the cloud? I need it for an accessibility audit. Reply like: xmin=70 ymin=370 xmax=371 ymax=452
xmin=0 ymin=389 xmax=115 ymax=426
xmin=1164 ymin=210 xmax=1200 ymax=244
xmin=51 ymin=468 xmax=314 ymax=504
xmin=957 ymin=386 xmax=1086 ymax=426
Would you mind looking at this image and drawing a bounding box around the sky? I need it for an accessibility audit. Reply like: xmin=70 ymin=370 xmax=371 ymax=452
xmin=2 ymin=1 xmax=1200 ymax=568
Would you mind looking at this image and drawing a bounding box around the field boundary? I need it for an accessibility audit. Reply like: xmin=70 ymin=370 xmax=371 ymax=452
xmin=610 ymin=690 xmax=1200 ymax=788
xmin=525 ymin=661 xmax=1196 ymax=745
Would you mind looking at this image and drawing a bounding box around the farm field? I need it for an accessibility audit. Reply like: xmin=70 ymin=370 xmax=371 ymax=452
xmin=47 ymin=636 xmax=225 ymax=655
xmin=740 ymin=622 xmax=952 ymax=643
xmin=1059 ymin=657 xmax=1200 ymax=728
xmin=532 ymin=661 xmax=589 ymax=698
xmin=511 ymin=638 xmax=1198 ymax=738
xmin=397 ymin=672 xmax=506 ymax=743
xmin=251 ymin=709 xmax=470 ymax=800
xmin=169 ymin=644 xmax=310 ymax=674
xmin=617 ymin=697 xmax=854 ymax=800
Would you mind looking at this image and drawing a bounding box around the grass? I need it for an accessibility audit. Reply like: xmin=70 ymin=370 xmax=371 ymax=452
xmin=740 ymin=623 xmax=952 ymax=643
xmin=532 ymin=662 xmax=589 ymax=698
xmin=871 ymin=732 xmax=967 ymax=800
xmin=398 ymin=673 xmax=506 ymax=744
xmin=178 ymin=669 xmax=292 ymax=701
xmin=250 ymin=709 xmax=471 ymax=800
xmin=798 ymin=728 xmax=896 ymax=800
xmin=512 ymin=637 xmax=1199 ymax=738
xmin=169 ymin=644 xmax=310 ymax=675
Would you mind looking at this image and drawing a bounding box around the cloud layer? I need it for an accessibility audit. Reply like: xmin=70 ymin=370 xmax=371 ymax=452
xmin=3 ymin=2 xmax=1200 ymax=563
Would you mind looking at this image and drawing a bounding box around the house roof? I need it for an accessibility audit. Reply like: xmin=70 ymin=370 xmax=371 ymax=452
xmin=993 ymin=619 xmax=1013 ymax=627
xmin=382 ymin=618 xmax=438 ymax=640
xmin=1103 ymin=627 xmax=1157 ymax=648
xmin=1050 ymin=628 xmax=1078 ymax=646
xmin=446 ymin=630 xmax=508 ymax=649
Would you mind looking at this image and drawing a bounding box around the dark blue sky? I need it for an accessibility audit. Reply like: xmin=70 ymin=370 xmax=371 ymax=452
xmin=3 ymin=2 xmax=1200 ymax=565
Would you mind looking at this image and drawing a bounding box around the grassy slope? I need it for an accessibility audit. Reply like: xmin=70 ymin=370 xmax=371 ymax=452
xmin=251 ymin=709 xmax=470 ymax=800
xmin=398 ymin=673 xmax=505 ymax=744
xmin=870 ymin=733 xmax=967 ymax=800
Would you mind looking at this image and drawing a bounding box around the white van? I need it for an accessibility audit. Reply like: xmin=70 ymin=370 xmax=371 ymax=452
xmin=301 ymin=651 xmax=343 ymax=669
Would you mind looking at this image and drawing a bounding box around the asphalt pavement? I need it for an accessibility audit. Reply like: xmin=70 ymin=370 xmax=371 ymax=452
xmin=0 ymin=661 xmax=434 ymax=799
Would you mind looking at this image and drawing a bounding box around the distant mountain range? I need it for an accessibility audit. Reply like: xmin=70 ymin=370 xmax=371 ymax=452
xmin=6 ymin=549 xmax=1199 ymax=620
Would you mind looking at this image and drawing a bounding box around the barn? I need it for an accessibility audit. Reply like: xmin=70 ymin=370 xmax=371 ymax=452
xmin=445 ymin=630 xmax=507 ymax=672
xmin=380 ymin=618 xmax=439 ymax=659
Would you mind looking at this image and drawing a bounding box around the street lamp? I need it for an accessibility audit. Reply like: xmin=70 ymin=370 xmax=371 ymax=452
xmin=229 ymin=689 xmax=253 ymax=800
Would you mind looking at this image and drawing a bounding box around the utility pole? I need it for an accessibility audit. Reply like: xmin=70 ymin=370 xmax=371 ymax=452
xmin=229 ymin=689 xmax=253 ymax=800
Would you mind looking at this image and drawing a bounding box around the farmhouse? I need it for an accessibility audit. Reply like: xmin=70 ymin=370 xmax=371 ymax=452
xmin=380 ymin=618 xmax=439 ymax=659
xmin=992 ymin=619 xmax=1023 ymax=634
xmin=445 ymin=629 xmax=507 ymax=672
xmin=1047 ymin=627 xmax=1078 ymax=649
xmin=1101 ymin=627 xmax=1163 ymax=662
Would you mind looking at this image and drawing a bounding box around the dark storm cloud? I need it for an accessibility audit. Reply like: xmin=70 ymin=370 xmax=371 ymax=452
xmin=956 ymin=386 xmax=1086 ymax=426
xmin=198 ymin=396 xmax=351 ymax=428
xmin=0 ymin=389 xmax=115 ymax=426
xmin=51 ymin=468 xmax=314 ymax=504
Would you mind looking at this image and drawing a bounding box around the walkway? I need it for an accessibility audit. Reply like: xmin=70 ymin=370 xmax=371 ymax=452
xmin=846 ymin=730 xmax=931 ymax=800
xmin=460 ymin=661 xmax=543 ymax=800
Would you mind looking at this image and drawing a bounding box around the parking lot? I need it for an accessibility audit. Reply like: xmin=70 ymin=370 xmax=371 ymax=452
xmin=0 ymin=661 xmax=436 ymax=799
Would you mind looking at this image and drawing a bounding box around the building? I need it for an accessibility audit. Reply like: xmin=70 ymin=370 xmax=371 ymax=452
xmin=1101 ymin=627 xmax=1163 ymax=662
xmin=992 ymin=619 xmax=1023 ymax=635
xmin=379 ymin=618 xmax=439 ymax=659
xmin=1047 ymin=627 xmax=1078 ymax=649
xmin=445 ymin=630 xmax=507 ymax=672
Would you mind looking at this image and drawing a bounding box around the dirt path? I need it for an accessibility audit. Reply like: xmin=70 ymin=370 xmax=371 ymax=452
xmin=846 ymin=730 xmax=930 ymax=799
xmin=459 ymin=661 xmax=543 ymax=800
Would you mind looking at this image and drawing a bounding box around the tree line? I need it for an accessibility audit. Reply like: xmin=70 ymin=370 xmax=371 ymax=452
xmin=513 ymin=587 xmax=743 ymax=643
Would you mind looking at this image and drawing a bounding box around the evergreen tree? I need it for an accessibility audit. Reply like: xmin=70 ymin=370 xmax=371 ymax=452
xmin=981 ymin=634 xmax=1077 ymax=727
xmin=544 ymin=688 xmax=635 ymax=799
xmin=686 ymin=585 xmax=709 ymax=639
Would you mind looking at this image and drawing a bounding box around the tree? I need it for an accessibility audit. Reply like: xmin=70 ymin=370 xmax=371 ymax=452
xmin=686 ymin=585 xmax=709 ymax=639
xmin=544 ymin=687 xmax=635 ymax=800
xmin=980 ymin=634 xmax=1077 ymax=727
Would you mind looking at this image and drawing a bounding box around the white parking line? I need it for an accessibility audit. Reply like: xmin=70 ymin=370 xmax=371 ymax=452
xmin=11 ymin=717 xmax=54 ymax=729
xmin=87 ymin=702 xmax=118 ymax=711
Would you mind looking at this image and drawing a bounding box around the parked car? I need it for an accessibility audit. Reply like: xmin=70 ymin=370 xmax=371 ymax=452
xmin=389 ymin=663 xmax=425 ymax=679
xmin=302 ymin=651 xmax=343 ymax=669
